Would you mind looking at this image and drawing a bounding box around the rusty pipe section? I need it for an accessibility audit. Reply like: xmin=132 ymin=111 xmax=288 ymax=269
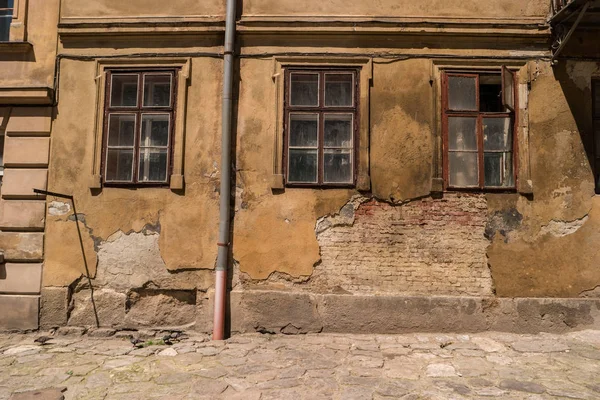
xmin=213 ymin=0 xmax=237 ymax=340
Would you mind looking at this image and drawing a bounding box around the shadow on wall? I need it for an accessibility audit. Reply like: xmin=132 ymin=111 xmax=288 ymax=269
xmin=553 ymin=60 xmax=599 ymax=192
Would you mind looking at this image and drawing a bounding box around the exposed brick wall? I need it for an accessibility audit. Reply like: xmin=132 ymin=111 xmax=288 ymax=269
xmin=312 ymin=193 xmax=493 ymax=296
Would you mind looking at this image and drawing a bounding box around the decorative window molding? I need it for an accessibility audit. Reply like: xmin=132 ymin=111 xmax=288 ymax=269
xmin=90 ymin=58 xmax=190 ymax=190
xmin=270 ymin=57 xmax=372 ymax=191
xmin=431 ymin=60 xmax=532 ymax=195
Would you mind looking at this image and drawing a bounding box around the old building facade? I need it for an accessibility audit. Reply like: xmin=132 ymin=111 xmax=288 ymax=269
xmin=1 ymin=0 xmax=599 ymax=334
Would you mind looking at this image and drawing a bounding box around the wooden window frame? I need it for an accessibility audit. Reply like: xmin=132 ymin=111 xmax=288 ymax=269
xmin=441 ymin=70 xmax=518 ymax=192
xmin=593 ymin=79 xmax=600 ymax=194
xmin=283 ymin=67 xmax=360 ymax=188
xmin=102 ymin=68 xmax=178 ymax=187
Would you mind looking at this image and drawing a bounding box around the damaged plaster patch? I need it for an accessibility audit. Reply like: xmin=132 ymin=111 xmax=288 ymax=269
xmin=316 ymin=195 xmax=369 ymax=234
xmin=566 ymin=61 xmax=599 ymax=91
xmin=539 ymin=215 xmax=589 ymax=238
xmin=48 ymin=201 xmax=71 ymax=216
xmin=485 ymin=208 xmax=523 ymax=242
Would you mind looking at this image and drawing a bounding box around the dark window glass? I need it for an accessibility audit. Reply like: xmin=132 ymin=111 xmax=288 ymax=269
xmin=593 ymin=81 xmax=600 ymax=193
xmin=104 ymin=70 xmax=176 ymax=185
xmin=444 ymin=71 xmax=516 ymax=190
xmin=285 ymin=69 xmax=358 ymax=186
xmin=0 ymin=0 xmax=14 ymax=41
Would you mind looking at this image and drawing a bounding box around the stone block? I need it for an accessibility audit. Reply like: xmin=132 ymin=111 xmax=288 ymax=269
xmin=5 ymin=107 xmax=52 ymax=136
xmin=229 ymin=290 xmax=323 ymax=334
xmin=0 ymin=232 xmax=44 ymax=261
xmin=68 ymin=288 xmax=126 ymax=328
xmin=0 ymin=295 xmax=39 ymax=331
xmin=319 ymin=295 xmax=487 ymax=333
xmin=40 ymin=287 xmax=69 ymax=328
xmin=124 ymin=290 xmax=196 ymax=328
xmin=0 ymin=200 xmax=46 ymax=229
xmin=3 ymin=137 xmax=50 ymax=167
xmin=1 ymin=169 xmax=47 ymax=199
xmin=0 ymin=263 xmax=42 ymax=294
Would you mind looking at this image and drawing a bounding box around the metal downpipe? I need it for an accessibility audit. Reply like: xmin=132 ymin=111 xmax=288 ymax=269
xmin=213 ymin=0 xmax=237 ymax=341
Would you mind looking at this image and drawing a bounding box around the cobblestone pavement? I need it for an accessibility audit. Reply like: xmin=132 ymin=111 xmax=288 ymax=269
xmin=1 ymin=329 xmax=600 ymax=399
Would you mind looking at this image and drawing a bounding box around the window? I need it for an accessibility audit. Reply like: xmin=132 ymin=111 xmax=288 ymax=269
xmin=594 ymin=79 xmax=600 ymax=194
xmin=0 ymin=0 xmax=13 ymax=41
xmin=442 ymin=68 xmax=516 ymax=190
xmin=283 ymin=69 xmax=359 ymax=187
xmin=103 ymin=70 xmax=177 ymax=185
xmin=0 ymin=129 xmax=4 ymax=184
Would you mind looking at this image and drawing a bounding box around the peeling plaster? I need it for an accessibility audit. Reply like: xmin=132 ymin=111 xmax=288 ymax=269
xmin=539 ymin=215 xmax=589 ymax=238
xmin=48 ymin=201 xmax=71 ymax=216
xmin=566 ymin=61 xmax=599 ymax=91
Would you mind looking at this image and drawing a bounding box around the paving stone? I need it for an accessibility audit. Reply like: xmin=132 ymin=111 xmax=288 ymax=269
xmin=157 ymin=348 xmax=178 ymax=357
xmin=499 ymin=379 xmax=547 ymax=394
xmin=511 ymin=340 xmax=570 ymax=353
xmin=9 ymin=387 xmax=66 ymax=400
xmin=425 ymin=363 xmax=458 ymax=377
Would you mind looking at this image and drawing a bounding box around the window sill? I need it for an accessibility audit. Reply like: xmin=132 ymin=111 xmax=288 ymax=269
xmin=0 ymin=41 xmax=33 ymax=53
xmin=0 ymin=87 xmax=54 ymax=105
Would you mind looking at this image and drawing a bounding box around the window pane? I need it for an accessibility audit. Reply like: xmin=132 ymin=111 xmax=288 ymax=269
xmin=289 ymin=114 xmax=318 ymax=147
xmin=108 ymin=114 xmax=136 ymax=147
xmin=141 ymin=114 xmax=169 ymax=147
xmin=448 ymin=76 xmax=477 ymax=111
xmin=324 ymin=114 xmax=353 ymax=148
xmin=138 ymin=149 xmax=168 ymax=182
xmin=290 ymin=73 xmax=319 ymax=106
xmin=593 ymin=81 xmax=600 ymax=117
xmin=110 ymin=74 xmax=138 ymax=107
xmin=324 ymin=149 xmax=352 ymax=184
xmin=106 ymin=149 xmax=134 ymax=181
xmin=595 ymin=122 xmax=600 ymax=156
xmin=0 ymin=15 xmax=10 ymax=41
xmin=448 ymin=152 xmax=478 ymax=187
xmin=448 ymin=117 xmax=477 ymax=151
xmin=483 ymin=117 xmax=512 ymax=151
xmin=484 ymin=152 xmax=513 ymax=187
xmin=325 ymin=74 xmax=353 ymax=107
xmin=288 ymin=149 xmax=317 ymax=183
xmin=143 ymin=74 xmax=172 ymax=107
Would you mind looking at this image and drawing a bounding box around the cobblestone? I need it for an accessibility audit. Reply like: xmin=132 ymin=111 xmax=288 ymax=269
xmin=0 ymin=330 xmax=599 ymax=399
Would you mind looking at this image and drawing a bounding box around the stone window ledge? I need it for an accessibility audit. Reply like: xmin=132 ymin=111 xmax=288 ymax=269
xmin=0 ymin=41 xmax=33 ymax=53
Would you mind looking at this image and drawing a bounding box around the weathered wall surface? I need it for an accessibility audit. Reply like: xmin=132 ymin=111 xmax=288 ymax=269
xmin=60 ymin=0 xmax=225 ymax=20
xmin=42 ymin=56 xmax=222 ymax=328
xmin=242 ymin=0 xmax=549 ymax=18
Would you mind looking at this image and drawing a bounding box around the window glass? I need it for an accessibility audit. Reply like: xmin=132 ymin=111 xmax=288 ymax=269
xmin=104 ymin=70 xmax=175 ymax=185
xmin=138 ymin=149 xmax=168 ymax=182
xmin=483 ymin=117 xmax=512 ymax=151
xmin=0 ymin=131 xmax=4 ymax=181
xmin=448 ymin=76 xmax=477 ymax=111
xmin=143 ymin=74 xmax=172 ymax=107
xmin=324 ymin=149 xmax=352 ymax=183
xmin=289 ymin=114 xmax=318 ymax=147
xmin=288 ymin=150 xmax=318 ymax=183
xmin=448 ymin=117 xmax=477 ymax=151
xmin=107 ymin=114 xmax=136 ymax=147
xmin=0 ymin=0 xmax=13 ymax=41
xmin=324 ymin=114 xmax=353 ymax=148
xmin=448 ymin=152 xmax=478 ymax=187
xmin=141 ymin=114 xmax=169 ymax=147
xmin=325 ymin=74 xmax=353 ymax=107
xmin=110 ymin=75 xmax=138 ymax=107
xmin=290 ymin=73 xmax=319 ymax=106
xmin=106 ymin=149 xmax=134 ymax=181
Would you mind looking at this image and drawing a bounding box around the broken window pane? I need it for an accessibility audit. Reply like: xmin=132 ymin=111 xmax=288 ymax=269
xmin=448 ymin=76 xmax=477 ymax=111
xmin=448 ymin=117 xmax=477 ymax=151
xmin=108 ymin=114 xmax=136 ymax=147
xmin=289 ymin=114 xmax=318 ymax=147
xmin=111 ymin=74 xmax=138 ymax=107
xmin=143 ymin=74 xmax=172 ymax=107
xmin=593 ymin=81 xmax=600 ymax=117
xmin=290 ymin=73 xmax=319 ymax=106
xmin=324 ymin=114 xmax=353 ymax=148
xmin=138 ymin=149 xmax=168 ymax=182
xmin=323 ymin=149 xmax=352 ymax=183
xmin=141 ymin=114 xmax=170 ymax=147
xmin=483 ymin=117 xmax=512 ymax=151
xmin=448 ymin=152 xmax=478 ymax=187
xmin=480 ymin=74 xmax=503 ymax=112
xmin=288 ymin=149 xmax=317 ymax=183
xmin=484 ymin=152 xmax=513 ymax=187
xmin=325 ymin=74 xmax=353 ymax=107
xmin=106 ymin=149 xmax=134 ymax=181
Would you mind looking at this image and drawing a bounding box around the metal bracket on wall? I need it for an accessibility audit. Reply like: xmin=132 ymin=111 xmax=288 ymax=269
xmin=551 ymin=1 xmax=592 ymax=64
